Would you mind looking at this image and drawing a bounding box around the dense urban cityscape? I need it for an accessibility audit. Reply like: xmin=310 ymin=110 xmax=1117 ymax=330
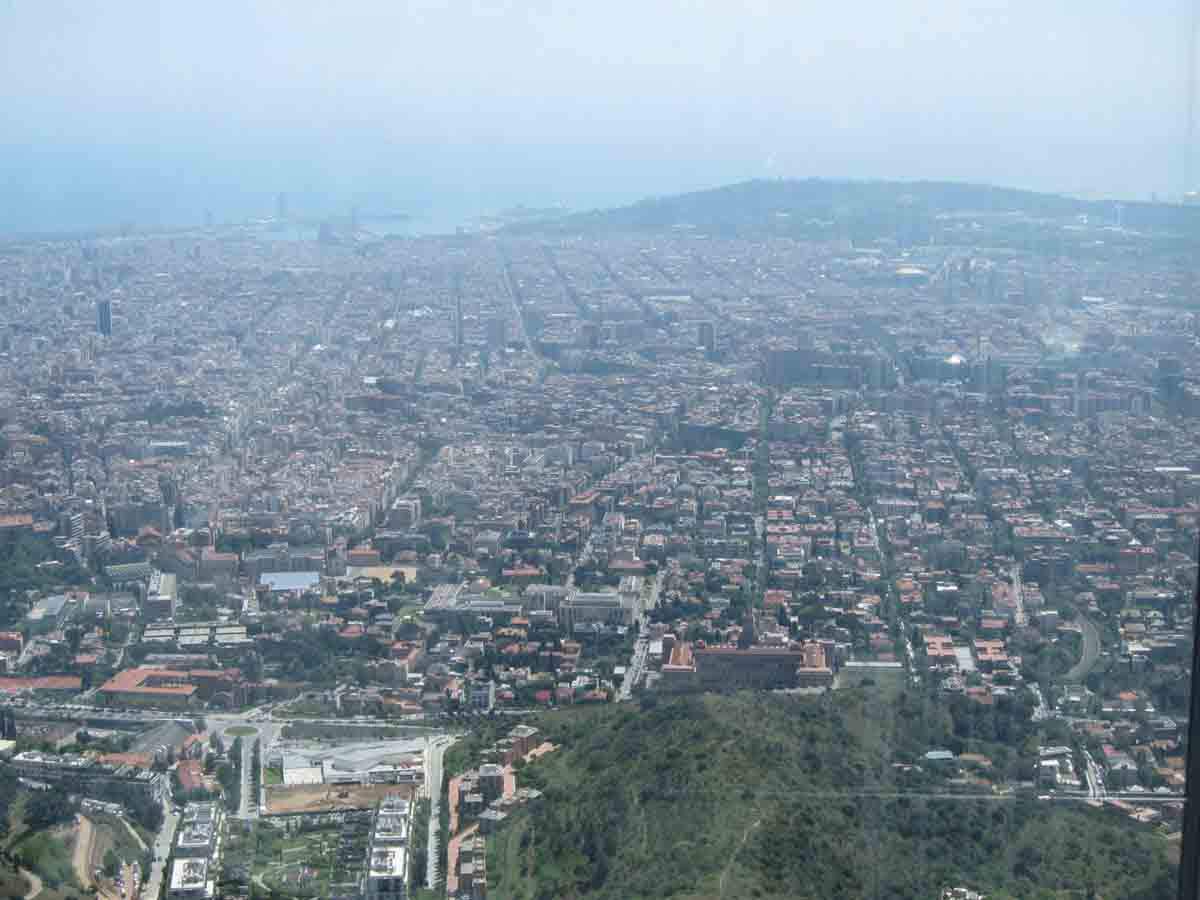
xmin=0 ymin=180 xmax=1194 ymax=898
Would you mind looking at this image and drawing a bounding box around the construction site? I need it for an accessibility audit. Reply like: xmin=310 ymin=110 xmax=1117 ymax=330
xmin=264 ymin=781 xmax=417 ymax=815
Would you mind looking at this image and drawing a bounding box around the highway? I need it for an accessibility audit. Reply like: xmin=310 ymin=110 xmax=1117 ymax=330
xmin=3 ymin=698 xmax=442 ymax=733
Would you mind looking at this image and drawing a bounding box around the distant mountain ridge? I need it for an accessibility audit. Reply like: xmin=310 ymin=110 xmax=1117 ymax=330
xmin=514 ymin=177 xmax=1200 ymax=238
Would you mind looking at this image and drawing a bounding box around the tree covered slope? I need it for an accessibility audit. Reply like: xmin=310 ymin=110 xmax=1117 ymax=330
xmin=489 ymin=692 xmax=1176 ymax=900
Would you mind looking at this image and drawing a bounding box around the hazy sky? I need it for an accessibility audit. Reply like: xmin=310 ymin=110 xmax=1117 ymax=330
xmin=0 ymin=1 xmax=1194 ymax=231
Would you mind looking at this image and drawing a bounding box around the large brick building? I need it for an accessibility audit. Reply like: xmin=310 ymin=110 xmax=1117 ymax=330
xmin=98 ymin=667 xmax=245 ymax=710
xmin=694 ymin=645 xmax=806 ymax=690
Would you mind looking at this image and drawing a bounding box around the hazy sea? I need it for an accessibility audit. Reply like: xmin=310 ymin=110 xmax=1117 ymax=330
xmin=0 ymin=144 xmax=739 ymax=240
xmin=0 ymin=184 xmax=537 ymax=239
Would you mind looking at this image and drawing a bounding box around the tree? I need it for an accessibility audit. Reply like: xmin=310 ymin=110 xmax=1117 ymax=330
xmin=235 ymin=649 xmax=264 ymax=682
xmin=354 ymin=661 xmax=371 ymax=687
xmin=25 ymin=791 xmax=74 ymax=829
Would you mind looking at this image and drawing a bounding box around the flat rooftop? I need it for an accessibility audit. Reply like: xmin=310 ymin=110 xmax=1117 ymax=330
xmin=169 ymin=857 xmax=210 ymax=890
xmin=367 ymin=846 xmax=407 ymax=878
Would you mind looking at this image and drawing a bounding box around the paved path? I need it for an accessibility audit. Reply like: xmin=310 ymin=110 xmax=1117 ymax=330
xmin=719 ymin=818 xmax=761 ymax=899
xmin=117 ymin=814 xmax=148 ymax=852
xmin=19 ymin=867 xmax=41 ymax=900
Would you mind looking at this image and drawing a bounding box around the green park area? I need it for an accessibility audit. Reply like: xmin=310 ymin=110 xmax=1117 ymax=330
xmin=224 ymin=819 xmax=370 ymax=899
xmin=2 ymin=793 xmax=77 ymax=899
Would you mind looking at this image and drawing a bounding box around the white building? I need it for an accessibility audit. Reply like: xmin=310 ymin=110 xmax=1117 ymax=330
xmin=362 ymin=794 xmax=410 ymax=900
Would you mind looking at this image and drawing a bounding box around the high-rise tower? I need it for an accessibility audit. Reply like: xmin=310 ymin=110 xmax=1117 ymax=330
xmin=97 ymin=298 xmax=112 ymax=337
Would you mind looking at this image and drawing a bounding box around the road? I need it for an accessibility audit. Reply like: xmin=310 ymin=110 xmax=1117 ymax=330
xmin=618 ymin=638 xmax=649 ymax=702
xmin=1010 ymin=564 xmax=1027 ymax=627
xmin=1030 ymin=683 xmax=1050 ymax=722
xmin=616 ymin=570 xmax=665 ymax=702
xmin=140 ymin=801 xmax=179 ymax=900
xmin=425 ymin=734 xmax=455 ymax=889
xmin=1082 ymin=749 xmax=1108 ymax=801
xmin=499 ymin=254 xmax=536 ymax=357
xmin=1064 ymin=615 xmax=1102 ymax=683
xmin=644 ymin=568 xmax=664 ymax=621
xmin=566 ymin=532 xmax=596 ymax=589
xmin=235 ymin=728 xmax=258 ymax=818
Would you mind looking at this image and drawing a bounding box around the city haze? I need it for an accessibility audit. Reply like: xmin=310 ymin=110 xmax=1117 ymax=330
xmin=0 ymin=0 xmax=1195 ymax=232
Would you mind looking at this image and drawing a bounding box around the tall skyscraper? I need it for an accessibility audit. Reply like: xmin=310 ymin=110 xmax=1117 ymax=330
xmin=97 ymin=298 xmax=112 ymax=337
xmin=1073 ymin=372 xmax=1089 ymax=417
xmin=698 ymin=321 xmax=716 ymax=354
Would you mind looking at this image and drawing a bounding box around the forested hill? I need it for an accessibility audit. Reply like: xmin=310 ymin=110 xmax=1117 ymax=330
xmin=489 ymin=692 xmax=1176 ymax=900
xmin=514 ymin=178 xmax=1200 ymax=240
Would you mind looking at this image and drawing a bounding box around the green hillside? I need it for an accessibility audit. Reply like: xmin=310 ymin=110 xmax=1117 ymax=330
xmin=512 ymin=178 xmax=1200 ymax=242
xmin=489 ymin=691 xmax=1176 ymax=900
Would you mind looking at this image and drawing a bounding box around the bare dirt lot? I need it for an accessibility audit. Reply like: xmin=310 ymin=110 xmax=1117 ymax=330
xmin=72 ymin=815 xmax=96 ymax=889
xmin=264 ymin=782 xmax=415 ymax=815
